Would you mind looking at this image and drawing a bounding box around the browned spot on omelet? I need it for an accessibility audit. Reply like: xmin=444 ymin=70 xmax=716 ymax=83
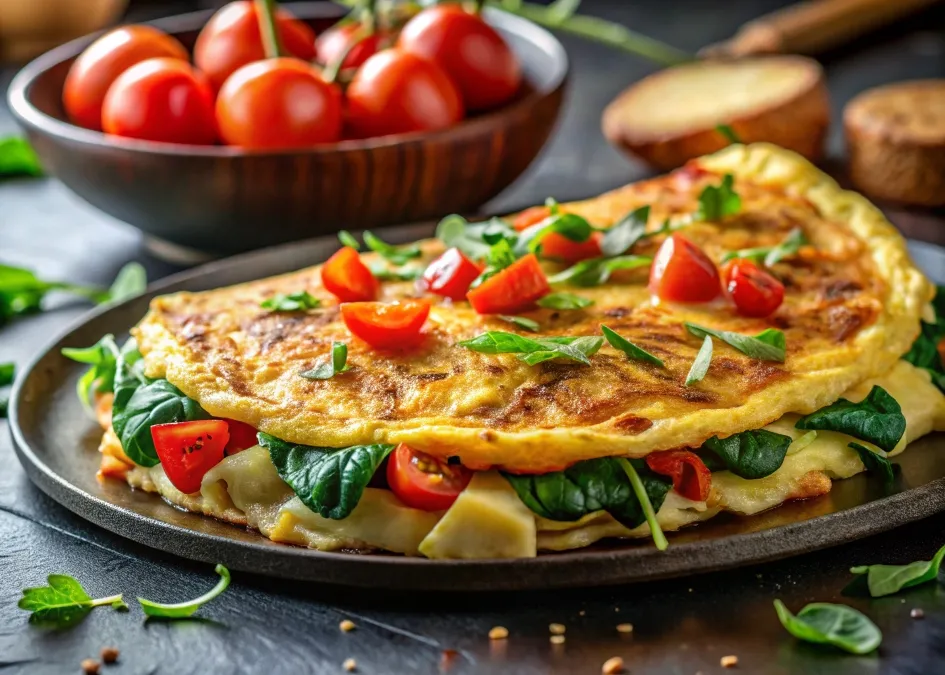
xmin=787 ymin=470 xmax=833 ymax=501
xmin=613 ymin=415 xmax=653 ymax=435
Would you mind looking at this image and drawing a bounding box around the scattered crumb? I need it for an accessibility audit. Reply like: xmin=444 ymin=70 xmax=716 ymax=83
xmin=550 ymin=634 xmax=566 ymax=645
xmin=911 ymin=608 xmax=925 ymax=619
xmin=81 ymin=660 xmax=100 ymax=675
xmin=721 ymin=655 xmax=739 ymax=668
xmin=489 ymin=626 xmax=509 ymax=640
xmin=602 ymin=656 xmax=625 ymax=674
xmin=616 ymin=623 xmax=634 ymax=634
xmin=579 ymin=610 xmax=586 ymax=616
xmin=100 ymin=647 xmax=119 ymax=664
xmin=343 ymin=657 xmax=357 ymax=672
xmin=549 ymin=623 xmax=566 ymax=635
xmin=340 ymin=619 xmax=356 ymax=632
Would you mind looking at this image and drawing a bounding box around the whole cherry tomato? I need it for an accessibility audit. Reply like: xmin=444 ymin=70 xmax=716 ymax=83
xmin=151 ymin=420 xmax=230 ymax=494
xmin=63 ymin=25 xmax=188 ymax=131
xmin=341 ymin=300 xmax=431 ymax=350
xmin=649 ymin=234 xmax=721 ymax=303
xmin=387 ymin=443 xmax=473 ymax=511
xmin=194 ymin=0 xmax=318 ymax=91
xmin=216 ymin=58 xmax=342 ymax=149
xmin=467 ymin=253 xmax=549 ymax=314
xmin=421 ymin=248 xmax=483 ymax=301
xmin=398 ymin=5 xmax=522 ymax=111
xmin=321 ymin=246 xmax=380 ymax=302
xmin=346 ymin=50 xmax=464 ymax=139
xmin=101 ymin=58 xmax=217 ymax=145
xmin=722 ymin=259 xmax=785 ymax=318
xmin=315 ymin=21 xmax=385 ymax=71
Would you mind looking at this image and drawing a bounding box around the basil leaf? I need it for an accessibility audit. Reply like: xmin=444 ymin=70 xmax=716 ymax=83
xmin=599 ymin=206 xmax=650 ymax=257
xmin=259 ymin=432 xmax=394 ymax=520
xmin=18 ymin=574 xmax=124 ymax=629
xmin=138 ymin=564 xmax=230 ymax=619
xmin=848 ymin=442 xmax=897 ymax=485
xmin=300 ymin=342 xmax=350 ymax=380
xmin=62 ymin=334 xmax=120 ymax=409
xmin=338 ymin=230 xmax=361 ymax=250
xmin=685 ymin=323 xmax=786 ymax=362
xmin=722 ymin=228 xmax=807 ymax=266
xmin=472 ymin=237 xmax=517 ymax=288
xmin=548 ymin=255 xmax=652 ymax=287
xmin=701 ymin=429 xmax=792 ymax=479
xmin=260 ymin=290 xmax=321 ymax=312
xmin=458 ymin=331 xmax=602 ymax=366
xmin=369 ymin=264 xmax=423 ymax=282
xmin=537 ymin=292 xmax=594 ymax=310
xmin=0 ymin=136 xmax=42 ymax=178
xmin=685 ymin=335 xmax=713 ymax=386
xmin=436 ymin=215 xmax=516 ymax=262
xmin=795 ymin=386 xmax=905 ymax=453
xmin=0 ymin=362 xmax=14 ymax=387
xmin=516 ymin=213 xmax=593 ymax=257
xmin=773 ymin=600 xmax=881 ymax=654
xmin=850 ymin=543 xmax=945 ymax=598
xmin=499 ymin=315 xmax=540 ymax=332
xmin=696 ymin=173 xmax=741 ymax=222
xmin=601 ymin=325 xmax=664 ymax=367
xmin=518 ymin=336 xmax=603 ymax=366
xmin=363 ymin=231 xmax=421 ymax=265
xmin=457 ymin=331 xmax=544 ymax=354
xmin=715 ymin=124 xmax=742 ymax=145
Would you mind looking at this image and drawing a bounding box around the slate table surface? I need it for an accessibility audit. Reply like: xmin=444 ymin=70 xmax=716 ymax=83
xmin=2 ymin=1 xmax=945 ymax=673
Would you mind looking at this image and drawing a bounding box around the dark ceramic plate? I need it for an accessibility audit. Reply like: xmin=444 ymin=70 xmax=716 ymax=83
xmin=9 ymin=232 xmax=945 ymax=590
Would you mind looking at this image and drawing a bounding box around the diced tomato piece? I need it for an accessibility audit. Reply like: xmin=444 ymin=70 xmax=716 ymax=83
xmin=649 ymin=234 xmax=721 ymax=303
xmin=467 ymin=253 xmax=550 ymax=314
xmin=151 ymin=420 xmax=229 ymax=494
xmin=512 ymin=205 xmax=552 ymax=231
xmin=387 ymin=443 xmax=473 ymax=511
xmin=223 ymin=419 xmax=258 ymax=455
xmin=722 ymin=259 xmax=785 ymax=318
xmin=540 ymin=231 xmax=603 ymax=264
xmin=421 ymin=247 xmax=483 ymax=301
xmin=645 ymin=449 xmax=712 ymax=502
xmin=321 ymin=246 xmax=380 ymax=302
xmin=341 ymin=299 xmax=431 ymax=349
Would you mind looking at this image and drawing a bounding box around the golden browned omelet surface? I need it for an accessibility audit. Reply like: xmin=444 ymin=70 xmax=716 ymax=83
xmin=134 ymin=145 xmax=933 ymax=472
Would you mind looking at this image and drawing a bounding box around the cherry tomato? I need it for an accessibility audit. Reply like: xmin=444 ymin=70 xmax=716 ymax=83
xmin=387 ymin=443 xmax=473 ymax=511
xmin=151 ymin=419 xmax=230 ymax=494
xmin=421 ymin=248 xmax=483 ymax=301
xmin=101 ymin=58 xmax=217 ymax=145
xmin=223 ymin=419 xmax=259 ymax=455
xmin=315 ymin=21 xmax=385 ymax=70
xmin=321 ymin=246 xmax=380 ymax=302
xmin=645 ymin=449 xmax=712 ymax=502
xmin=216 ymin=58 xmax=342 ymax=149
xmin=194 ymin=0 xmax=318 ymax=92
xmin=341 ymin=300 xmax=431 ymax=350
xmin=467 ymin=253 xmax=550 ymax=314
xmin=722 ymin=259 xmax=785 ymax=318
xmin=649 ymin=234 xmax=721 ymax=303
xmin=63 ymin=25 xmax=188 ymax=131
xmin=398 ymin=5 xmax=521 ymax=111
xmin=346 ymin=50 xmax=463 ymax=139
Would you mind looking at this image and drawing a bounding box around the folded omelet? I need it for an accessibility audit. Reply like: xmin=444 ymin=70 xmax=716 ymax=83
xmin=74 ymin=144 xmax=945 ymax=559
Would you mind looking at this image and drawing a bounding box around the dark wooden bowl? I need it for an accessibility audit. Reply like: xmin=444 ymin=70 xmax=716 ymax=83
xmin=7 ymin=2 xmax=568 ymax=258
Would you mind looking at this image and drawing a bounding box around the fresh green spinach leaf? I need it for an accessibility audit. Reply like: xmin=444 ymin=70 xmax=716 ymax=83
xmin=696 ymin=174 xmax=741 ymax=221
xmin=685 ymin=334 xmax=713 ymax=385
xmin=138 ymin=564 xmax=230 ymax=618
xmin=685 ymin=323 xmax=786 ymax=362
xmin=105 ymin=262 xmax=147 ymax=303
xmin=601 ymin=325 xmax=664 ymax=367
xmin=849 ymin=543 xmax=945 ymax=598
xmin=701 ymin=429 xmax=792 ymax=479
xmin=18 ymin=574 xmax=125 ymax=628
xmin=499 ymin=315 xmax=540 ymax=332
xmin=599 ymin=206 xmax=650 ymax=257
xmin=848 ymin=442 xmax=897 ymax=484
xmin=300 ymin=342 xmax=350 ymax=380
xmin=795 ymin=386 xmax=905 ymax=453
xmin=458 ymin=331 xmax=603 ymax=366
xmin=0 ymin=137 xmax=42 ymax=178
xmin=548 ymin=255 xmax=652 ymax=287
xmin=904 ymin=286 xmax=945 ymax=393
xmin=62 ymin=334 xmax=120 ymax=410
xmin=260 ymin=290 xmax=321 ymax=312
xmin=773 ymin=600 xmax=881 ymax=654
xmin=537 ymin=292 xmax=594 ymax=310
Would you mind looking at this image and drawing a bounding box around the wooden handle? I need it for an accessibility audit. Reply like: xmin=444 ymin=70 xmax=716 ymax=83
xmin=701 ymin=0 xmax=942 ymax=58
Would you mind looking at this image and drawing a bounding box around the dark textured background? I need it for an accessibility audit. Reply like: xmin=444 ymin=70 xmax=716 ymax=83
xmin=2 ymin=1 xmax=945 ymax=673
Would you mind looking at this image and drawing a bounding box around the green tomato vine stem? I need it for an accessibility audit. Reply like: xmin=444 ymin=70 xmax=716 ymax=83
xmin=255 ymin=0 xmax=284 ymax=59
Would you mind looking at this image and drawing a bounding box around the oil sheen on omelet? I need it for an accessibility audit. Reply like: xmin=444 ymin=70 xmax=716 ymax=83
xmin=133 ymin=144 xmax=934 ymax=473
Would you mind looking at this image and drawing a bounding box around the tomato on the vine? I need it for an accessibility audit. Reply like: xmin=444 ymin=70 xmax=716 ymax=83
xmin=321 ymin=246 xmax=380 ymax=302
xmin=216 ymin=58 xmax=342 ymax=149
xmin=63 ymin=25 xmax=188 ymax=131
xmin=649 ymin=234 xmax=721 ymax=303
xmin=315 ymin=22 xmax=385 ymax=71
xmin=398 ymin=5 xmax=522 ymax=111
xmin=346 ymin=50 xmax=464 ymax=138
xmin=341 ymin=300 xmax=431 ymax=350
xmin=722 ymin=259 xmax=785 ymax=318
xmin=101 ymin=58 xmax=217 ymax=145
xmin=194 ymin=0 xmax=318 ymax=91
xmin=151 ymin=420 xmax=230 ymax=494
xmin=387 ymin=443 xmax=473 ymax=511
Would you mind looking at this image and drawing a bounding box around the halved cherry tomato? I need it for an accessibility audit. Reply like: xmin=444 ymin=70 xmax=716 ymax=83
xmin=421 ymin=248 xmax=483 ymax=301
xmin=315 ymin=22 xmax=385 ymax=71
xmin=387 ymin=443 xmax=473 ymax=511
xmin=722 ymin=259 xmax=785 ymax=318
xmin=194 ymin=0 xmax=318 ymax=92
xmin=101 ymin=58 xmax=217 ymax=145
xmin=151 ymin=420 xmax=230 ymax=494
xmin=346 ymin=50 xmax=463 ymax=139
xmin=645 ymin=449 xmax=712 ymax=502
xmin=467 ymin=253 xmax=550 ymax=314
xmin=223 ymin=419 xmax=259 ymax=455
xmin=64 ymin=25 xmax=188 ymax=131
xmin=216 ymin=58 xmax=342 ymax=149
xmin=341 ymin=300 xmax=431 ymax=349
xmin=649 ymin=234 xmax=721 ymax=303
xmin=398 ymin=5 xmax=521 ymax=111
xmin=321 ymin=246 xmax=380 ymax=302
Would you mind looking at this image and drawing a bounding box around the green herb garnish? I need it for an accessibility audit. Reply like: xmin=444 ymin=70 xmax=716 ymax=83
xmin=685 ymin=334 xmax=713 ymax=386
xmin=599 ymin=206 xmax=650 ymax=257
xmin=18 ymin=574 xmax=125 ymax=628
xmin=715 ymin=124 xmax=742 ymax=145
xmin=850 ymin=543 xmax=945 ymax=598
xmin=364 ymin=231 xmax=422 ymax=265
xmin=0 ymin=362 xmax=13 ymax=387
xmin=106 ymin=262 xmax=147 ymax=303
xmin=515 ymin=212 xmax=594 ymax=258
xmin=300 ymin=342 xmax=350 ymax=380
xmin=773 ymin=600 xmax=881 ymax=654
xmin=138 ymin=564 xmax=230 ymax=619
xmin=696 ymin=173 xmax=741 ymax=222
xmin=62 ymin=335 xmax=120 ymax=410
xmin=458 ymin=331 xmax=603 ymax=366
xmin=0 ymin=136 xmax=42 ymax=178
xmin=537 ymin=292 xmax=594 ymax=310
xmin=369 ymin=264 xmax=423 ymax=282
xmin=601 ymin=325 xmax=663 ymax=367
xmin=700 ymin=429 xmax=792 ymax=479
xmin=685 ymin=323 xmax=785 ymax=362
xmin=722 ymin=228 xmax=807 ymax=266
xmin=903 ymin=286 xmax=945 ymax=393
xmin=260 ymin=290 xmax=321 ymax=312
xmin=338 ymin=230 xmax=361 ymax=250
xmin=548 ymin=255 xmax=652 ymax=287
xmin=848 ymin=442 xmax=897 ymax=485
xmin=795 ymin=386 xmax=905 ymax=453
xmin=499 ymin=315 xmax=540 ymax=332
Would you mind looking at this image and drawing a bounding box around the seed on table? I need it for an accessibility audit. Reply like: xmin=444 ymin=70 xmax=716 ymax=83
xmin=616 ymin=623 xmax=634 ymax=634
xmin=550 ymin=635 xmax=565 ymax=645
xmin=911 ymin=608 xmax=925 ymax=619
xmin=721 ymin=655 xmax=739 ymax=668
xmin=100 ymin=647 xmax=119 ymax=664
xmin=340 ymin=619 xmax=356 ymax=632
xmin=343 ymin=657 xmax=357 ymax=672
xmin=602 ymin=656 xmax=625 ymax=674
xmin=549 ymin=623 xmax=566 ymax=635
xmin=489 ymin=626 xmax=509 ymax=640
xmin=81 ymin=659 xmax=100 ymax=675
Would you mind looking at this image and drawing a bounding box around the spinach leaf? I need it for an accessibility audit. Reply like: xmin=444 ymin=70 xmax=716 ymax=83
xmin=337 ymin=230 xmax=361 ymax=250
xmin=62 ymin=334 xmax=120 ymax=409
xmin=850 ymin=543 xmax=945 ymax=598
xmin=601 ymin=325 xmax=664 ymax=367
xmin=0 ymin=137 xmax=42 ymax=178
xmin=260 ymin=290 xmax=321 ymax=312
xmin=696 ymin=174 xmax=741 ymax=221
xmin=458 ymin=331 xmax=603 ymax=366
xmin=548 ymin=255 xmax=652 ymax=287
xmin=795 ymin=386 xmax=905 ymax=453
xmin=848 ymin=442 xmax=897 ymax=484
xmin=722 ymin=228 xmax=807 ymax=266
xmin=537 ymin=292 xmax=594 ymax=310
xmin=259 ymin=432 xmax=394 ymax=520
xmin=599 ymin=206 xmax=650 ymax=257
xmin=701 ymin=429 xmax=792 ymax=479
xmin=715 ymin=124 xmax=742 ymax=145
xmin=19 ymin=574 xmax=125 ymax=629
xmin=685 ymin=323 xmax=786 ymax=362
xmin=300 ymin=342 xmax=350 ymax=380
xmin=685 ymin=334 xmax=713 ymax=386
xmin=138 ymin=564 xmax=230 ymax=619
xmin=363 ymin=231 xmax=422 ymax=265
xmin=499 ymin=315 xmax=540 ymax=332
xmin=773 ymin=600 xmax=882 ymax=654
xmin=105 ymin=262 xmax=147 ymax=303
xmin=904 ymin=286 xmax=945 ymax=393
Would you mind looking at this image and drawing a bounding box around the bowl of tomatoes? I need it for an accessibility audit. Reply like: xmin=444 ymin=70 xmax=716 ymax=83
xmin=8 ymin=1 xmax=568 ymax=258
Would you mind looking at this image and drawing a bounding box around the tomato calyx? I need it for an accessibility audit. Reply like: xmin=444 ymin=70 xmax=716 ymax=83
xmin=151 ymin=420 xmax=230 ymax=494
xmin=467 ymin=253 xmax=550 ymax=315
xmin=644 ymin=449 xmax=712 ymax=502
xmin=387 ymin=443 xmax=473 ymax=511
xmin=322 ymin=246 xmax=380 ymax=302
xmin=649 ymin=234 xmax=721 ymax=304
xmin=421 ymin=248 xmax=483 ymax=301
xmin=341 ymin=299 xmax=431 ymax=350
xmin=722 ymin=259 xmax=786 ymax=318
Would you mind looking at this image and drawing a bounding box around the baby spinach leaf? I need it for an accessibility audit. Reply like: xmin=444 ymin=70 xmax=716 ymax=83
xmin=261 ymin=290 xmax=321 ymax=312
xmin=795 ymin=386 xmax=905 ymax=453
xmin=0 ymin=361 xmax=13 ymax=387
xmin=773 ymin=600 xmax=882 ymax=654
xmin=715 ymin=124 xmax=742 ymax=145
xmin=701 ymin=429 xmax=792 ymax=479
xmin=685 ymin=323 xmax=786 ymax=362
xmin=548 ymin=255 xmax=652 ymax=287
xmin=337 ymin=230 xmax=361 ymax=250
xmin=259 ymin=432 xmax=394 ymax=520
xmin=696 ymin=174 xmax=741 ymax=222
xmin=904 ymin=286 xmax=945 ymax=393
xmin=685 ymin=335 xmax=713 ymax=386
xmin=601 ymin=325 xmax=664 ymax=367
xmin=300 ymin=342 xmax=350 ymax=380
xmin=458 ymin=331 xmax=603 ymax=366
xmin=499 ymin=315 xmax=540 ymax=332
xmin=0 ymin=137 xmax=42 ymax=178
xmin=537 ymin=292 xmax=594 ymax=310
xmin=19 ymin=574 xmax=124 ymax=628
xmin=599 ymin=206 xmax=650 ymax=257
xmin=62 ymin=334 xmax=120 ymax=410
xmin=850 ymin=543 xmax=945 ymax=598
xmin=722 ymin=228 xmax=808 ymax=266
xmin=848 ymin=442 xmax=897 ymax=485
xmin=138 ymin=564 xmax=230 ymax=619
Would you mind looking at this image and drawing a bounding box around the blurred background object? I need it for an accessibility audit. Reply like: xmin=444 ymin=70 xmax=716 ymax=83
xmin=0 ymin=0 xmax=129 ymax=62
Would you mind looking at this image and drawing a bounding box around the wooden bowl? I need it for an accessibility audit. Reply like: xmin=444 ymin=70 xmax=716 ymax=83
xmin=7 ymin=2 xmax=568 ymax=258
